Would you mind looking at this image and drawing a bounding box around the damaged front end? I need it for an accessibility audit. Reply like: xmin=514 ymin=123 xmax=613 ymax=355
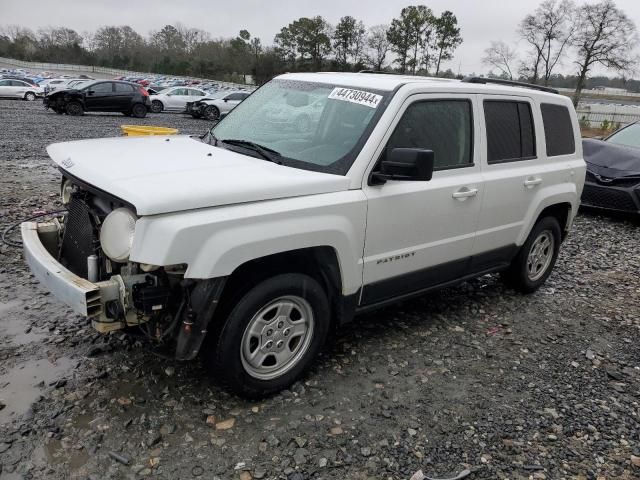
xmin=21 ymin=178 xmax=225 ymax=360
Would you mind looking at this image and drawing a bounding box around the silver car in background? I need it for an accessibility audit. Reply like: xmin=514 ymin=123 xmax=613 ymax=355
xmin=0 ymin=79 xmax=44 ymax=101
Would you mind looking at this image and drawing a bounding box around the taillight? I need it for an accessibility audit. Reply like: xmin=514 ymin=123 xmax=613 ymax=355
xmin=139 ymin=88 xmax=149 ymax=97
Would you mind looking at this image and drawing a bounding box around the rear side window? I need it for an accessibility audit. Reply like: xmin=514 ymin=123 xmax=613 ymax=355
xmin=484 ymin=100 xmax=536 ymax=164
xmin=115 ymin=83 xmax=134 ymax=92
xmin=386 ymin=99 xmax=474 ymax=170
xmin=541 ymin=103 xmax=575 ymax=156
xmin=91 ymin=82 xmax=114 ymax=93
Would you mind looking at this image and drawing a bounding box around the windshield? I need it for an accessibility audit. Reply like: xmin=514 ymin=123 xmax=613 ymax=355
xmin=606 ymin=123 xmax=640 ymax=149
xmin=209 ymin=79 xmax=390 ymax=174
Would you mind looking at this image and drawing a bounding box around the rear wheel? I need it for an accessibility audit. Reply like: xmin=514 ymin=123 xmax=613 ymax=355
xmin=131 ymin=103 xmax=147 ymax=118
xmin=205 ymin=273 xmax=330 ymax=398
xmin=151 ymin=100 xmax=163 ymax=113
xmin=501 ymin=216 xmax=561 ymax=293
xmin=24 ymin=92 xmax=36 ymax=101
xmin=65 ymin=101 xmax=83 ymax=116
xmin=203 ymin=105 xmax=220 ymax=121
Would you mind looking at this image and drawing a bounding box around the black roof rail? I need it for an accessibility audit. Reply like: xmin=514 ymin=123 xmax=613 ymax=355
xmin=461 ymin=76 xmax=559 ymax=94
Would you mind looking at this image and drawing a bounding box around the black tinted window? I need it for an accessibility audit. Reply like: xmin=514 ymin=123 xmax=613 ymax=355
xmin=484 ymin=100 xmax=536 ymax=163
xmin=386 ymin=100 xmax=473 ymax=170
xmin=10 ymin=80 xmax=27 ymax=86
xmin=90 ymin=82 xmax=113 ymax=93
xmin=541 ymin=103 xmax=575 ymax=156
xmin=115 ymin=83 xmax=134 ymax=92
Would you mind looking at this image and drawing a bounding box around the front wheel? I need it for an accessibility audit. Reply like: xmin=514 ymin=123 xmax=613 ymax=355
xmin=65 ymin=101 xmax=83 ymax=116
xmin=203 ymin=105 xmax=220 ymax=121
xmin=205 ymin=273 xmax=330 ymax=398
xmin=501 ymin=216 xmax=561 ymax=293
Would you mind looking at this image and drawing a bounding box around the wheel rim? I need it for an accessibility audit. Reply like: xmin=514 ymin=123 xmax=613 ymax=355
xmin=133 ymin=105 xmax=144 ymax=116
xmin=68 ymin=103 xmax=81 ymax=115
xmin=526 ymin=230 xmax=554 ymax=281
xmin=152 ymin=101 xmax=162 ymax=113
xmin=26 ymin=93 xmax=35 ymax=101
xmin=206 ymin=106 xmax=219 ymax=120
xmin=240 ymin=295 xmax=314 ymax=380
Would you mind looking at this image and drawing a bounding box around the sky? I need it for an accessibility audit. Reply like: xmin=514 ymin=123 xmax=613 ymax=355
xmin=1 ymin=0 xmax=639 ymax=76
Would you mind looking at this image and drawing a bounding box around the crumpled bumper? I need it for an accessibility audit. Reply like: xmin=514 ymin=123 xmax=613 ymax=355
xmin=21 ymin=221 xmax=116 ymax=317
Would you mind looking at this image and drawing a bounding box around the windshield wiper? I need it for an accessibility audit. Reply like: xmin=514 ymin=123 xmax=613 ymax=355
xmin=220 ymin=139 xmax=283 ymax=164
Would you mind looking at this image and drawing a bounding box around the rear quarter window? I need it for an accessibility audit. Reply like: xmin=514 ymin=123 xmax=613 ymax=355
xmin=541 ymin=103 xmax=575 ymax=156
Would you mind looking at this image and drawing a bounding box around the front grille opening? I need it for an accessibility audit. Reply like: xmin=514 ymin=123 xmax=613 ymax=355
xmin=582 ymin=185 xmax=638 ymax=212
xmin=59 ymin=195 xmax=99 ymax=278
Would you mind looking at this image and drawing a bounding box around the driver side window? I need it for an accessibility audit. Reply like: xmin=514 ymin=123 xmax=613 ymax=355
xmin=385 ymin=99 xmax=474 ymax=170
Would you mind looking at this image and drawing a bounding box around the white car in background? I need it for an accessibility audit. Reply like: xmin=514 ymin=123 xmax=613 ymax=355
xmin=41 ymin=78 xmax=91 ymax=95
xmin=149 ymin=87 xmax=209 ymax=113
xmin=0 ymin=78 xmax=44 ymax=101
xmin=186 ymin=91 xmax=251 ymax=120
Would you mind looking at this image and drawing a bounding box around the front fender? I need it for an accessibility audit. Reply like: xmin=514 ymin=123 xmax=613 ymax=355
xmin=130 ymin=191 xmax=368 ymax=295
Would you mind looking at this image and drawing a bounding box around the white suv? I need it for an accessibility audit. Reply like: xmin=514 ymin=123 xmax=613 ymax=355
xmin=22 ymin=73 xmax=585 ymax=397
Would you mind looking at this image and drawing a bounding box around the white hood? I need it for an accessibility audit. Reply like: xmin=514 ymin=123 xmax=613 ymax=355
xmin=47 ymin=135 xmax=350 ymax=215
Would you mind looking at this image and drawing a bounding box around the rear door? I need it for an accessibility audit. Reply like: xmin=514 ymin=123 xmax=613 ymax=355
xmin=472 ymin=95 xmax=575 ymax=257
xmin=114 ymin=82 xmax=135 ymax=110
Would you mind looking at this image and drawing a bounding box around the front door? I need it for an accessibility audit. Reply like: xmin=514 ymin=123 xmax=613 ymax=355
xmin=361 ymin=94 xmax=483 ymax=305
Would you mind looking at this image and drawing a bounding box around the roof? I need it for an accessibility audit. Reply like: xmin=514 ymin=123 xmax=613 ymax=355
xmin=277 ymin=72 xmax=565 ymax=100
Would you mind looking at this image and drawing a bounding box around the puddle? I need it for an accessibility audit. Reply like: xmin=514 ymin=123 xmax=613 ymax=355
xmin=33 ymin=441 xmax=89 ymax=469
xmin=0 ymin=357 xmax=76 ymax=424
xmin=0 ymin=299 xmax=46 ymax=346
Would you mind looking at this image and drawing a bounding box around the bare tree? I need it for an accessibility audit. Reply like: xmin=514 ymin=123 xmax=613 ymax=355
xmin=366 ymin=25 xmax=390 ymax=70
xmin=573 ymin=0 xmax=638 ymax=106
xmin=518 ymin=0 xmax=575 ymax=85
xmin=482 ymin=41 xmax=518 ymax=79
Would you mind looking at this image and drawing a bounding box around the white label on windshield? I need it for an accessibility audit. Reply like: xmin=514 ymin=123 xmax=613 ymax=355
xmin=328 ymin=88 xmax=382 ymax=108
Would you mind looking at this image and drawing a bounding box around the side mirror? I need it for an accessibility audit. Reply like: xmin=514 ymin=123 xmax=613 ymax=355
xmin=371 ymin=148 xmax=435 ymax=184
xmin=87 ymin=90 xmax=94 ymax=95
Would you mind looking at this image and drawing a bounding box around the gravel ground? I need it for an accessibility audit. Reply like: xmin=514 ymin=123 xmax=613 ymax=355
xmin=1 ymin=99 xmax=640 ymax=480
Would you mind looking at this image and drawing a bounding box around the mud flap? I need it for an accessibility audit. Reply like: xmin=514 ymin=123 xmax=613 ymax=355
xmin=175 ymin=277 xmax=226 ymax=361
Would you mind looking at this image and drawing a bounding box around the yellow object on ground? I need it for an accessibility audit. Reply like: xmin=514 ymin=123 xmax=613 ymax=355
xmin=120 ymin=125 xmax=179 ymax=136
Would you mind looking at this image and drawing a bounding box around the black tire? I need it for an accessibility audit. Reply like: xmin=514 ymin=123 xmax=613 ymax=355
xmin=203 ymin=105 xmax=220 ymax=121
xmin=54 ymin=108 xmax=64 ymax=115
xmin=151 ymin=100 xmax=163 ymax=113
xmin=24 ymin=92 xmax=36 ymax=101
xmin=66 ymin=101 xmax=83 ymax=116
xmin=501 ymin=216 xmax=561 ymax=294
xmin=205 ymin=273 xmax=330 ymax=398
xmin=131 ymin=103 xmax=147 ymax=118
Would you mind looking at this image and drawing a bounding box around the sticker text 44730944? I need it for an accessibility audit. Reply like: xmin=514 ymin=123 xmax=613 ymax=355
xmin=328 ymin=88 xmax=382 ymax=109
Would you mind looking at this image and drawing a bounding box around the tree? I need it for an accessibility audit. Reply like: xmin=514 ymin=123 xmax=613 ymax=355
xmin=482 ymin=41 xmax=518 ymax=79
xmin=387 ymin=6 xmax=436 ymax=74
xmin=333 ymin=16 xmax=357 ymax=69
xmin=518 ymin=0 xmax=575 ymax=85
xmin=366 ymin=25 xmax=390 ymax=70
xmin=277 ymin=17 xmax=332 ymax=71
xmin=433 ymin=11 xmax=462 ymax=75
xmin=572 ymin=0 xmax=638 ymax=106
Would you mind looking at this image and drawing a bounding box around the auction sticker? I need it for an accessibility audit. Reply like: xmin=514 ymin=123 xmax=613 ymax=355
xmin=328 ymin=88 xmax=382 ymax=108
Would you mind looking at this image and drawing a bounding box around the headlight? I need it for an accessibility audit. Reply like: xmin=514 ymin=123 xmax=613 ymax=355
xmin=100 ymin=208 xmax=137 ymax=263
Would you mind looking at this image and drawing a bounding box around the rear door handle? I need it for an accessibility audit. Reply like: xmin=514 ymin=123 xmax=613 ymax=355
xmin=524 ymin=177 xmax=542 ymax=187
xmin=452 ymin=187 xmax=478 ymax=199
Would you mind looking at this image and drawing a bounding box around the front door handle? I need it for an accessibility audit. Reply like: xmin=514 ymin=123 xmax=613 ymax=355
xmin=452 ymin=187 xmax=478 ymax=200
xmin=524 ymin=177 xmax=543 ymax=188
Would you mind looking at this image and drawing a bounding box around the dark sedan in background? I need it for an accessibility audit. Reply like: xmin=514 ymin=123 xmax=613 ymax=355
xmin=44 ymin=80 xmax=151 ymax=118
xmin=582 ymin=122 xmax=640 ymax=214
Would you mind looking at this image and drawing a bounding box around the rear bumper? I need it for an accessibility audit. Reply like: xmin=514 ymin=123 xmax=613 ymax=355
xmin=21 ymin=221 xmax=118 ymax=317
